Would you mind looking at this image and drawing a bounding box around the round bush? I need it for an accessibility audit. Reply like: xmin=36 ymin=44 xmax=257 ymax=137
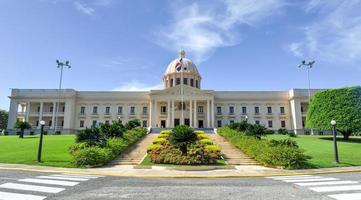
xmin=199 ymin=139 xmax=213 ymax=145
xmin=73 ymin=146 xmax=112 ymax=167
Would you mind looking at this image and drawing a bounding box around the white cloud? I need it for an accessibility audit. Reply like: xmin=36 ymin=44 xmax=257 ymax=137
xmin=112 ymin=80 xmax=163 ymax=91
xmin=153 ymin=0 xmax=286 ymax=63
xmin=74 ymin=2 xmax=95 ymax=15
xmin=289 ymin=1 xmax=361 ymax=64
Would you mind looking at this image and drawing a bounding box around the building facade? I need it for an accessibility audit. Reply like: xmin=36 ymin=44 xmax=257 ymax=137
xmin=7 ymin=50 xmax=320 ymax=134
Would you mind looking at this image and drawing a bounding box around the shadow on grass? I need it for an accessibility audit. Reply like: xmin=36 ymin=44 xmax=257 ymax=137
xmin=319 ymin=137 xmax=361 ymax=144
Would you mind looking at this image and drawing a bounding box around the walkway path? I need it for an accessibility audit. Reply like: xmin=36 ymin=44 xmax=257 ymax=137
xmin=111 ymin=134 xmax=158 ymax=165
xmin=209 ymin=134 xmax=259 ymax=165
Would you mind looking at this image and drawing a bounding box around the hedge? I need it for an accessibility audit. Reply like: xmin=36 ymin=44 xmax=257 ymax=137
xmin=217 ymin=127 xmax=309 ymax=169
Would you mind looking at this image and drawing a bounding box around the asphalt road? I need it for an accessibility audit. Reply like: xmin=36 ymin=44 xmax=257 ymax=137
xmin=0 ymin=169 xmax=360 ymax=200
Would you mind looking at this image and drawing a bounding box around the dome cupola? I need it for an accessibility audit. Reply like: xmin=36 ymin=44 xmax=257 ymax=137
xmin=163 ymin=50 xmax=202 ymax=89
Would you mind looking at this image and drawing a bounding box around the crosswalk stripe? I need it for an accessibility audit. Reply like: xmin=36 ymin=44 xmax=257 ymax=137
xmin=328 ymin=193 xmax=361 ymax=200
xmin=0 ymin=182 xmax=65 ymax=193
xmin=54 ymin=174 xmax=102 ymax=179
xmin=0 ymin=191 xmax=46 ymax=200
xmin=283 ymin=178 xmax=339 ymax=183
xmin=37 ymin=175 xmax=89 ymax=181
xmin=310 ymin=185 xmax=361 ymax=193
xmin=18 ymin=178 xmax=79 ymax=186
xmin=295 ymin=181 xmax=359 ymax=186
xmin=270 ymin=176 xmax=323 ymax=180
xmin=266 ymin=175 xmax=315 ymax=179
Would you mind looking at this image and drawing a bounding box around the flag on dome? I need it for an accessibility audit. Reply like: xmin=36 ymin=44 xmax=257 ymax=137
xmin=175 ymin=58 xmax=182 ymax=72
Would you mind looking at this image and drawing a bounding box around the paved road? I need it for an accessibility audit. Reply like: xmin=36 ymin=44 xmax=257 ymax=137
xmin=0 ymin=169 xmax=360 ymax=200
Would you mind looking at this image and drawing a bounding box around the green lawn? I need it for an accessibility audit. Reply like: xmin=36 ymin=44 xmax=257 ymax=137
xmin=267 ymin=135 xmax=361 ymax=168
xmin=0 ymin=135 xmax=76 ymax=168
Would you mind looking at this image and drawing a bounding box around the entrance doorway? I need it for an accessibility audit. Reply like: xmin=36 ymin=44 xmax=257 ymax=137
xmin=161 ymin=120 xmax=166 ymax=128
xmin=198 ymin=120 xmax=204 ymax=128
xmin=174 ymin=118 xmax=180 ymax=127
xmin=184 ymin=118 xmax=190 ymax=126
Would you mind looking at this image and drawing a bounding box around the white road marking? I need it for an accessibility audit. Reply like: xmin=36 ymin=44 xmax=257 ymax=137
xmin=0 ymin=191 xmax=46 ymax=200
xmin=271 ymin=176 xmax=323 ymax=180
xmin=0 ymin=182 xmax=65 ymax=193
xmin=18 ymin=178 xmax=79 ymax=186
xmin=328 ymin=193 xmax=361 ymax=200
xmin=54 ymin=174 xmax=102 ymax=179
xmin=37 ymin=175 xmax=89 ymax=181
xmin=266 ymin=175 xmax=315 ymax=180
xmin=283 ymin=178 xmax=339 ymax=183
xmin=310 ymin=185 xmax=361 ymax=193
xmin=295 ymin=181 xmax=359 ymax=186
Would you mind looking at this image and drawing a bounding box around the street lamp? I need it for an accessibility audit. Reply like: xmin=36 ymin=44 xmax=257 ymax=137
xmin=54 ymin=60 xmax=71 ymax=134
xmin=298 ymin=60 xmax=315 ymax=135
xmin=244 ymin=115 xmax=248 ymax=122
xmin=37 ymin=120 xmax=45 ymax=162
xmin=331 ymin=119 xmax=340 ymax=164
xmin=118 ymin=116 xmax=121 ymax=123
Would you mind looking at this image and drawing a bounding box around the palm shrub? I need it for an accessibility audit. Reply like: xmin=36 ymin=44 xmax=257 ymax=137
xmin=99 ymin=121 xmax=125 ymax=138
xmin=14 ymin=121 xmax=31 ymax=138
xmin=246 ymin=124 xmax=267 ymax=139
xmin=124 ymin=119 xmax=141 ymax=130
xmin=169 ymin=125 xmax=197 ymax=154
xmin=228 ymin=121 xmax=250 ymax=132
xmin=76 ymin=126 xmax=107 ymax=147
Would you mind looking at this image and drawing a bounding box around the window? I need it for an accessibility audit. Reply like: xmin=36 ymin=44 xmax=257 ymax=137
xmin=242 ymin=106 xmax=247 ymax=114
xmin=62 ymin=106 xmax=65 ymax=112
xmin=195 ymin=80 xmax=199 ymax=88
xmin=190 ymin=79 xmax=194 ymax=87
xmin=267 ymin=106 xmax=272 ymax=114
xmin=281 ymin=120 xmax=286 ymax=128
xmin=176 ymin=78 xmax=181 ymax=85
xmin=143 ymin=107 xmax=148 ymax=114
xmin=229 ymin=106 xmax=234 ymax=114
xmin=80 ymin=120 xmax=84 ymax=128
xmin=280 ymin=106 xmax=285 ymax=114
xmin=80 ymin=106 xmax=85 ymax=114
xmin=37 ymin=106 xmax=40 ymax=112
xmin=170 ymin=79 xmax=174 ymax=87
xmin=161 ymin=106 xmax=167 ymax=113
xmin=50 ymin=106 xmax=53 ymax=112
xmin=217 ymin=120 xmax=222 ymax=127
xmin=255 ymin=106 xmax=259 ymax=114
xmin=49 ymin=120 xmax=52 ymax=126
xmin=130 ymin=106 xmax=135 ymax=115
xmin=105 ymin=120 xmax=110 ymax=125
xmin=302 ymin=120 xmax=305 ymax=127
xmin=217 ymin=107 xmax=222 ymax=114
xmin=36 ymin=120 xmax=39 ymax=126
xmin=142 ymin=120 xmax=147 ymax=127
xmin=229 ymin=120 xmax=234 ymax=124
xmin=61 ymin=120 xmax=64 ymax=126
xmin=255 ymin=120 xmax=260 ymax=125
xmin=92 ymin=120 xmax=97 ymax=126
xmin=183 ymin=78 xmax=188 ymax=85
xmin=93 ymin=106 xmax=98 ymax=114
xmin=198 ymin=106 xmax=204 ymax=113
xmin=105 ymin=106 xmax=110 ymax=114
xmin=118 ymin=106 xmax=123 ymax=114
xmin=268 ymin=120 xmax=273 ymax=128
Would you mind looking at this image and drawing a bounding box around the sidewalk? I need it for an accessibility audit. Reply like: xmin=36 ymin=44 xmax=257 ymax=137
xmin=0 ymin=163 xmax=360 ymax=178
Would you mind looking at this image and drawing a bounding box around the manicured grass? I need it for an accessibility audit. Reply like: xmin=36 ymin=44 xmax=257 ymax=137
xmin=0 ymin=135 xmax=76 ymax=168
xmin=267 ymin=135 xmax=361 ymax=168
xmin=140 ymin=154 xmax=226 ymax=166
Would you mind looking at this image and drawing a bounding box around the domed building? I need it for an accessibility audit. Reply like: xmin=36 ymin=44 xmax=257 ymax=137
xmin=6 ymin=50 xmax=321 ymax=134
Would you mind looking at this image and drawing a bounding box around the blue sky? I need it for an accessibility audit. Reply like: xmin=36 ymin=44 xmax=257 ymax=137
xmin=1 ymin=0 xmax=361 ymax=110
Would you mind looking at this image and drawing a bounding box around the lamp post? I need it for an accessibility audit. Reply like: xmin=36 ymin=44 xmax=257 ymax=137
xmin=244 ymin=115 xmax=248 ymax=122
xmin=331 ymin=119 xmax=340 ymax=164
xmin=118 ymin=116 xmax=121 ymax=123
xmin=54 ymin=60 xmax=71 ymax=134
xmin=298 ymin=60 xmax=315 ymax=135
xmin=37 ymin=120 xmax=45 ymax=162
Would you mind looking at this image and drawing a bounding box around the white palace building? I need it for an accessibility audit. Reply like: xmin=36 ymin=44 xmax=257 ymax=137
xmin=7 ymin=50 xmax=320 ymax=134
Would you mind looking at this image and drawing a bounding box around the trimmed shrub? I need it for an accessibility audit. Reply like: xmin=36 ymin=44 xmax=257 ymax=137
xmin=73 ymin=146 xmax=112 ymax=167
xmin=197 ymin=134 xmax=209 ymax=140
xmin=160 ymin=130 xmax=172 ymax=135
xmin=199 ymin=138 xmax=213 ymax=145
xmin=147 ymin=144 xmax=163 ymax=153
xmin=278 ymin=128 xmax=288 ymax=135
xmin=194 ymin=130 xmax=205 ymax=135
xmin=123 ymin=127 xmax=147 ymax=143
xmin=157 ymin=134 xmax=169 ymax=138
xmin=265 ymin=129 xmax=275 ymax=135
xmin=153 ymin=138 xmax=167 ymax=145
xmin=205 ymin=145 xmax=221 ymax=153
xmin=106 ymin=138 xmax=129 ymax=155
xmin=218 ymin=127 xmax=309 ymax=169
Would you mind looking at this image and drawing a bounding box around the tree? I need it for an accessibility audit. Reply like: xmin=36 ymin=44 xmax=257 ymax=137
xmin=124 ymin=119 xmax=141 ymax=130
xmin=245 ymin=124 xmax=267 ymax=139
xmin=306 ymin=87 xmax=361 ymax=140
xmin=99 ymin=120 xmax=125 ymax=138
xmin=14 ymin=121 xmax=32 ymax=138
xmin=0 ymin=110 xmax=8 ymax=130
xmin=169 ymin=125 xmax=197 ymax=154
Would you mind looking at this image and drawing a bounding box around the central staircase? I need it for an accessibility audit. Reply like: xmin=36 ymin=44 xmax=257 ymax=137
xmin=209 ymin=134 xmax=259 ymax=165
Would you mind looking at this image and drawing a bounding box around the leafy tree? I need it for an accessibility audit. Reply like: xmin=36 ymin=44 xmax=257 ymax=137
xmin=0 ymin=110 xmax=8 ymax=130
xmin=169 ymin=125 xmax=197 ymax=154
xmin=14 ymin=121 xmax=31 ymax=138
xmin=245 ymin=124 xmax=267 ymax=139
xmin=99 ymin=120 xmax=125 ymax=138
xmin=124 ymin=119 xmax=141 ymax=130
xmin=228 ymin=121 xmax=250 ymax=132
xmin=76 ymin=126 xmax=107 ymax=147
xmin=306 ymin=87 xmax=361 ymax=140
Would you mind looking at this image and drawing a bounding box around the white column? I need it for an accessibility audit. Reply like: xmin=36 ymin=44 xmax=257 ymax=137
xmin=193 ymin=100 xmax=197 ymax=128
xmin=189 ymin=99 xmax=193 ymax=127
xmin=7 ymin=99 xmax=18 ymax=129
xmin=207 ymin=99 xmax=210 ymax=128
xmin=25 ymin=101 xmax=30 ymax=122
xmin=290 ymin=99 xmax=303 ymax=134
xmin=171 ymin=100 xmax=175 ymax=127
xmin=211 ymin=99 xmax=214 ymax=128
xmin=167 ymin=100 xmax=171 ymax=128
xmin=154 ymin=100 xmax=158 ymax=127
xmin=38 ymin=102 xmax=44 ymax=128
xmin=149 ymin=100 xmax=153 ymax=127
xmin=51 ymin=102 xmax=56 ymax=128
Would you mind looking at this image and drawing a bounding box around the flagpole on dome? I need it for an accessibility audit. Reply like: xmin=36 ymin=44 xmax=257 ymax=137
xmin=179 ymin=49 xmax=185 ymax=126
